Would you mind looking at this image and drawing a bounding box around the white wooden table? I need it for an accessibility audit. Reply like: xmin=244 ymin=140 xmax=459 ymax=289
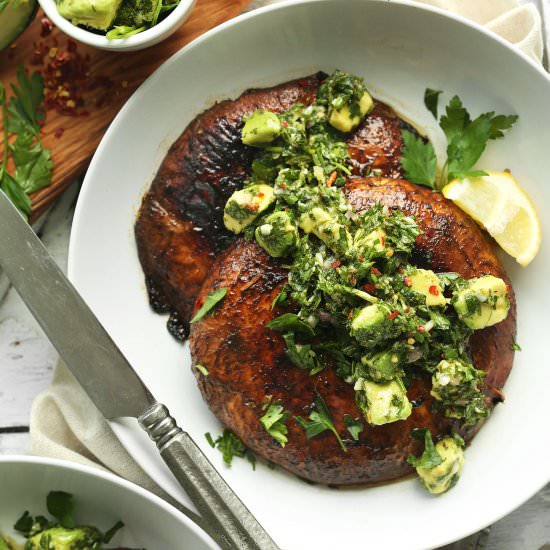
xmin=1 ymin=1 xmax=549 ymax=548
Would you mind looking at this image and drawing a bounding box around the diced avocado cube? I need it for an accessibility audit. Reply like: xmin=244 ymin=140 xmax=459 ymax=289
xmin=57 ymin=0 xmax=123 ymax=30
xmin=354 ymin=227 xmax=389 ymax=254
xmin=354 ymin=377 xmax=412 ymax=426
xmin=409 ymin=268 xmax=446 ymax=307
xmin=452 ymin=275 xmax=510 ymax=329
xmin=255 ymin=211 xmax=298 ymax=258
xmin=328 ymin=91 xmax=374 ymax=133
xmin=298 ymin=207 xmax=352 ymax=254
xmin=241 ymin=110 xmax=282 ymax=147
xmin=350 ymin=303 xmax=392 ymax=347
xmin=223 ymin=184 xmax=275 ymax=234
xmin=416 ymin=437 xmax=465 ymax=495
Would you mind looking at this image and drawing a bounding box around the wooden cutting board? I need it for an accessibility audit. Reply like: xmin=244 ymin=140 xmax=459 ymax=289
xmin=0 ymin=0 xmax=251 ymax=220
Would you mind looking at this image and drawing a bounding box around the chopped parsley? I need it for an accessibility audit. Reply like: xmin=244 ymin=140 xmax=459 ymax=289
xmin=190 ymin=287 xmax=228 ymax=323
xmin=205 ymin=429 xmax=256 ymax=469
xmin=295 ymin=393 xmax=347 ymax=452
xmin=343 ymin=414 xmax=363 ymax=441
xmin=407 ymin=429 xmax=442 ymax=469
xmin=259 ymin=398 xmax=290 ymax=447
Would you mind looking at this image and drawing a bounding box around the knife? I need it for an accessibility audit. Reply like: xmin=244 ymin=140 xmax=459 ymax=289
xmin=0 ymin=189 xmax=279 ymax=550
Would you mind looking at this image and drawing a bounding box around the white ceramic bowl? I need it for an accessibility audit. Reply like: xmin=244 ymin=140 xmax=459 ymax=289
xmin=38 ymin=0 xmax=195 ymax=51
xmin=69 ymin=0 xmax=550 ymax=548
xmin=0 ymin=456 xmax=217 ymax=549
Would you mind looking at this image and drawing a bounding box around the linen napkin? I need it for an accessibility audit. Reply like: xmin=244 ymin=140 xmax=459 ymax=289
xmin=30 ymin=0 xmax=544 ymax=523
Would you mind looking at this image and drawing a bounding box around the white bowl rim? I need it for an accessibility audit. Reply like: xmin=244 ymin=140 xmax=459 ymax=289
xmin=38 ymin=0 xmax=196 ymax=50
xmin=0 ymin=454 xmax=217 ymax=548
xmin=68 ymin=0 xmax=550 ymax=546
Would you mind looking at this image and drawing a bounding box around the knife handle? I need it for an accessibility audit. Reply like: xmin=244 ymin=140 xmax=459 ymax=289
xmin=139 ymin=403 xmax=279 ymax=550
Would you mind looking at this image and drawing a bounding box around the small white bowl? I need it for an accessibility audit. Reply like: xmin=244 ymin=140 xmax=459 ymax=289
xmin=38 ymin=0 xmax=196 ymax=51
xmin=0 ymin=455 xmax=217 ymax=549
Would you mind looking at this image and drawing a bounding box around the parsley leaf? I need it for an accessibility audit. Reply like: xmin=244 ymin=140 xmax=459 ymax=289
xmin=260 ymin=397 xmax=290 ymax=447
xmin=400 ymin=130 xmax=437 ymax=189
xmin=511 ymin=340 xmax=522 ymax=351
xmin=206 ymin=429 xmax=255 ymax=468
xmin=190 ymin=288 xmax=228 ymax=323
xmin=46 ymin=491 xmax=75 ymax=528
xmin=424 ymin=88 xmax=442 ymax=119
xmin=282 ymin=332 xmax=324 ymax=375
xmin=8 ymin=66 xmax=45 ymax=135
xmin=1 ymin=67 xmax=52 ymax=218
xmin=295 ymin=393 xmax=347 ymax=452
xmin=13 ymin=511 xmax=34 ymax=535
xmin=402 ymin=90 xmax=517 ymax=191
xmin=267 ymin=313 xmax=315 ymax=337
xmin=407 ymin=429 xmax=443 ymax=469
xmin=343 ymin=414 xmax=363 ymax=440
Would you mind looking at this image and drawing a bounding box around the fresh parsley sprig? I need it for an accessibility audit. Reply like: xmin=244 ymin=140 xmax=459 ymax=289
xmin=295 ymin=393 xmax=347 ymax=452
xmin=260 ymin=397 xmax=290 ymax=448
xmin=343 ymin=414 xmax=363 ymax=441
xmin=400 ymin=89 xmax=518 ymax=191
xmin=0 ymin=65 xmax=52 ymax=218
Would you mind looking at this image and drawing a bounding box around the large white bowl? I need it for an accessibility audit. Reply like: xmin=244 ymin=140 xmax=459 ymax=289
xmin=38 ymin=0 xmax=195 ymax=52
xmin=69 ymin=1 xmax=550 ymax=548
xmin=0 ymin=456 xmax=217 ymax=549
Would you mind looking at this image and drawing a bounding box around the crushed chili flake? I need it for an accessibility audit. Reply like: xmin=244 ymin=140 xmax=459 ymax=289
xmin=403 ymin=275 xmax=413 ymax=287
xmin=54 ymin=127 xmax=65 ymax=139
xmin=505 ymin=284 xmax=510 ymax=292
xmin=416 ymin=325 xmax=426 ymax=333
xmin=358 ymin=255 xmax=364 ymax=261
xmin=371 ymin=267 xmax=382 ymax=276
xmin=30 ymin=32 xmax=116 ymax=117
xmin=257 ymin=192 xmax=265 ymax=198
xmin=428 ymin=285 xmax=440 ymax=296
xmin=387 ymin=310 xmax=399 ymax=320
xmin=331 ymin=260 xmax=341 ymax=268
xmin=326 ymin=171 xmax=337 ymax=187
xmin=363 ymin=283 xmax=376 ymax=293
xmin=281 ymin=120 xmax=288 ymax=128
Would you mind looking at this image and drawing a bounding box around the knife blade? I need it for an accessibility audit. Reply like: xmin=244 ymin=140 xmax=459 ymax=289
xmin=0 ymin=189 xmax=279 ymax=550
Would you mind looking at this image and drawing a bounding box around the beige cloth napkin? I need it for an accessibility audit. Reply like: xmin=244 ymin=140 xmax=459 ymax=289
xmin=30 ymin=0 xmax=544 ymax=523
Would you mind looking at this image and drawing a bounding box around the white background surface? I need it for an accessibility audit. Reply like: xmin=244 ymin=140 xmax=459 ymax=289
xmin=0 ymin=1 xmax=549 ymax=549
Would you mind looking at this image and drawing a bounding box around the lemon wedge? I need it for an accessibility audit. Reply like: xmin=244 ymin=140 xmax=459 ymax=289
xmin=442 ymin=171 xmax=541 ymax=266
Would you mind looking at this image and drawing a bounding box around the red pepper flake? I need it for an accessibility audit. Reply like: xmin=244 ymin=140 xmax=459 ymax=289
xmin=326 ymin=171 xmax=337 ymax=187
xmin=33 ymin=37 xmax=116 ymax=117
xmin=403 ymin=275 xmax=412 ymax=287
xmin=331 ymin=260 xmax=341 ymax=268
xmin=380 ymin=236 xmax=385 ymax=247
xmin=358 ymin=255 xmax=364 ymax=261
xmin=40 ymin=17 xmax=54 ymax=38
xmin=279 ymin=181 xmax=287 ymax=190
xmin=371 ymin=267 xmax=382 ymax=276
xmin=387 ymin=310 xmax=399 ymax=320
xmin=281 ymin=120 xmax=288 ymax=128
xmin=505 ymin=284 xmax=510 ymax=292
xmin=404 ymin=306 xmax=411 ymax=313
xmin=428 ymin=285 xmax=440 ymax=296
xmin=416 ymin=325 xmax=426 ymax=333
xmin=194 ymin=297 xmax=204 ymax=310
xmin=257 ymin=192 xmax=265 ymax=198
xmin=363 ymin=283 xmax=376 ymax=293
xmin=54 ymin=127 xmax=65 ymax=139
